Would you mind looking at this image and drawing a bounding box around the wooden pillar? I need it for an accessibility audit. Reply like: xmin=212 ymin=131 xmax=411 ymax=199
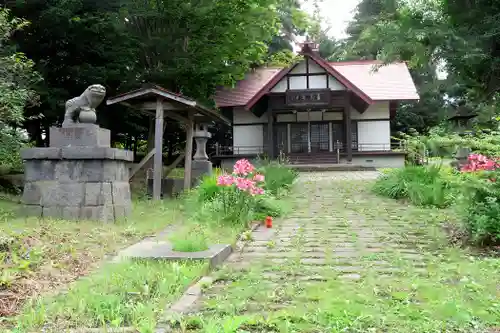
xmin=343 ymin=93 xmax=353 ymax=162
xmin=153 ymin=98 xmax=164 ymax=200
xmin=287 ymin=123 xmax=291 ymax=153
xmin=267 ymin=108 xmax=274 ymax=159
xmin=184 ymin=111 xmax=194 ymax=190
xmin=328 ymin=122 xmax=333 ymax=152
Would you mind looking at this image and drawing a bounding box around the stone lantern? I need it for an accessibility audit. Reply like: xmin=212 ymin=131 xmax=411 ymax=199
xmin=191 ymin=124 xmax=213 ymax=184
xmin=447 ymin=100 xmax=477 ymax=135
xmin=448 ymin=101 xmax=477 ymax=170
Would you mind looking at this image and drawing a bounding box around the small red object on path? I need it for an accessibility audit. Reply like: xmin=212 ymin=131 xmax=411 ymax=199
xmin=265 ymin=216 xmax=273 ymax=228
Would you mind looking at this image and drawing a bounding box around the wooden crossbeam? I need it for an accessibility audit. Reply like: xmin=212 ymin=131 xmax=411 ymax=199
xmin=129 ymin=148 xmax=155 ymax=180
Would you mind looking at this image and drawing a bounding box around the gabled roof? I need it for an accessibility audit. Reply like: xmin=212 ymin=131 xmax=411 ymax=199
xmin=213 ymin=48 xmax=420 ymax=109
xmin=244 ymin=45 xmax=372 ymax=110
xmin=214 ymin=68 xmax=282 ymax=108
xmin=107 ymin=84 xmax=230 ymax=125
xmin=330 ymin=61 xmax=420 ymax=101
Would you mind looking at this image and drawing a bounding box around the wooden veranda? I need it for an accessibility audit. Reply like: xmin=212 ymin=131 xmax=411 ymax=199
xmin=106 ymin=85 xmax=230 ymax=200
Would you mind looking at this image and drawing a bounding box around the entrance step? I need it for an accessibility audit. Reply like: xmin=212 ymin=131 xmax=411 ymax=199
xmin=286 ymin=164 xmax=377 ymax=172
xmin=287 ymin=153 xmax=338 ymax=165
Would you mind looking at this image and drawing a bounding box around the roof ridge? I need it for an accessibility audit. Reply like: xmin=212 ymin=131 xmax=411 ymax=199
xmin=329 ymin=60 xmax=383 ymax=66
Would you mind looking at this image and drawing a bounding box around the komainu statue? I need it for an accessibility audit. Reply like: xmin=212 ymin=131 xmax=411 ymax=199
xmin=62 ymin=84 xmax=106 ymax=126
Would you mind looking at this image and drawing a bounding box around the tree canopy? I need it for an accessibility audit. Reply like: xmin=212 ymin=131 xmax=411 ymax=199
xmin=3 ymin=0 xmax=500 ymax=165
xmin=2 ymin=0 xmax=317 ymax=149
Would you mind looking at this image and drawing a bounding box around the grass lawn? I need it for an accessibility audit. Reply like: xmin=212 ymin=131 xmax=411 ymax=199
xmin=15 ymin=260 xmax=206 ymax=332
xmin=0 ymin=193 xmax=184 ymax=329
xmin=172 ymin=179 xmax=500 ymax=333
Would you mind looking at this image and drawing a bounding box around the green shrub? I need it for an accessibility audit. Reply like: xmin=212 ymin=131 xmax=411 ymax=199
xmin=373 ymin=165 xmax=455 ymax=207
xmin=195 ymin=173 xmax=221 ymax=203
xmin=0 ymin=129 xmax=27 ymax=175
xmin=252 ymin=194 xmax=284 ymax=221
xmin=460 ymin=171 xmax=500 ymax=246
xmin=260 ymin=162 xmax=298 ymax=196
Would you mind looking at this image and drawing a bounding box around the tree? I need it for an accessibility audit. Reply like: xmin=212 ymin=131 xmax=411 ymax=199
xmin=0 ymin=8 xmax=40 ymax=174
xmin=0 ymin=8 xmax=39 ymax=126
xmin=7 ymin=0 xmax=139 ymax=146
xmin=339 ymin=0 xmax=449 ymax=133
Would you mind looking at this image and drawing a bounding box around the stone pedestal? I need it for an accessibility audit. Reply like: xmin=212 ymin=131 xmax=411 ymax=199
xmin=192 ymin=160 xmax=213 ymax=182
xmin=452 ymin=147 xmax=471 ymax=171
xmin=20 ymin=125 xmax=133 ymax=223
xmin=192 ymin=124 xmax=212 ymax=184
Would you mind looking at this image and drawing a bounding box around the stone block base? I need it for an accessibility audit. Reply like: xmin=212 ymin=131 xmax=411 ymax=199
xmin=21 ymin=152 xmax=132 ymax=223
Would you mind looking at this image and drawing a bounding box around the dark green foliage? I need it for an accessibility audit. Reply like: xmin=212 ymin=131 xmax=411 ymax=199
xmin=461 ymin=172 xmax=500 ymax=246
xmin=372 ymin=165 xmax=454 ymax=208
xmin=253 ymin=194 xmax=284 ymax=221
xmin=196 ymin=174 xmax=221 ymax=203
xmin=260 ymin=162 xmax=298 ymax=196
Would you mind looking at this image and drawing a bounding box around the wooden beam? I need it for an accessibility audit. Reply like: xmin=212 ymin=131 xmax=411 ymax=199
xmin=184 ymin=111 xmax=194 ymax=190
xmin=153 ymin=97 xmax=164 ymax=200
xmin=164 ymin=110 xmax=190 ymax=124
xmin=129 ymin=148 xmax=155 ymax=180
xmin=164 ymin=152 xmax=185 ymax=178
xmin=267 ymin=107 xmax=274 ymax=159
xmin=140 ymin=101 xmax=185 ymax=111
xmin=344 ymin=92 xmax=353 ymax=162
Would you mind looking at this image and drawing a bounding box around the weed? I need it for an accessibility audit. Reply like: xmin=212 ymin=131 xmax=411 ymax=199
xmin=15 ymin=260 xmax=205 ymax=332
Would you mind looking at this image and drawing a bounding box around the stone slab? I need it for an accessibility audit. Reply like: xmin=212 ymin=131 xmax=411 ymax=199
xmin=61 ymin=147 xmax=133 ymax=161
xmin=117 ymin=242 xmax=232 ymax=269
xmin=49 ymin=125 xmax=111 ymax=148
xmin=21 ymin=148 xmax=61 ymax=160
xmin=21 ymin=147 xmax=133 ymax=162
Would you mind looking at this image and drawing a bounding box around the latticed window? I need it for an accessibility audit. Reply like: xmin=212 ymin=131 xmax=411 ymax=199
xmin=351 ymin=121 xmax=358 ymax=151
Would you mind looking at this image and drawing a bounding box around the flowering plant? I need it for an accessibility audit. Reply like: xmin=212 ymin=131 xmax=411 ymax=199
xmin=461 ymin=153 xmax=500 ymax=173
xmin=459 ymin=153 xmax=500 ymax=245
xmin=215 ymin=159 xmax=265 ymax=224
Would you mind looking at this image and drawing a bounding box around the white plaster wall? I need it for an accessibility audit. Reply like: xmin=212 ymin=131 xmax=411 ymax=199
xmin=357 ymin=120 xmax=391 ymax=151
xmin=289 ymin=76 xmax=307 ymax=89
xmin=269 ymin=58 xmax=346 ymax=92
xmin=309 ymin=75 xmax=328 ymax=89
xmin=308 ymin=61 xmax=325 ymax=73
xmin=351 ymin=101 xmax=389 ymax=120
xmin=270 ymin=79 xmax=287 ymax=93
xmin=340 ymin=155 xmax=405 ymax=168
xmin=233 ymin=125 xmax=264 ymax=154
xmin=290 ymin=61 xmax=307 ymax=74
xmin=233 ymin=107 xmax=266 ymax=124
xmin=328 ymin=76 xmax=345 ymax=91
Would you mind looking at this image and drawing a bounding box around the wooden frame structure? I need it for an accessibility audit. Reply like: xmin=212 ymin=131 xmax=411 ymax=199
xmin=107 ymin=85 xmax=230 ymax=200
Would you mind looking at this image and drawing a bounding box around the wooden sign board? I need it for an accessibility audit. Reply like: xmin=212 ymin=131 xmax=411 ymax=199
xmin=285 ymin=89 xmax=331 ymax=107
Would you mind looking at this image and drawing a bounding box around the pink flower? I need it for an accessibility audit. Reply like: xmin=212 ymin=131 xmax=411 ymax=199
xmin=461 ymin=153 xmax=500 ymax=173
xmin=217 ymin=174 xmax=235 ymax=186
xmin=252 ymin=187 xmax=265 ymax=195
xmin=233 ymin=159 xmax=255 ymax=176
xmin=253 ymin=174 xmax=265 ymax=182
xmin=235 ymin=177 xmax=255 ymax=191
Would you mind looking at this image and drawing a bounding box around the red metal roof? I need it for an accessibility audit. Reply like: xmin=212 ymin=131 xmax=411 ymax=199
xmin=330 ymin=61 xmax=420 ymax=101
xmin=214 ymin=67 xmax=282 ymax=107
xmin=213 ymin=58 xmax=419 ymax=108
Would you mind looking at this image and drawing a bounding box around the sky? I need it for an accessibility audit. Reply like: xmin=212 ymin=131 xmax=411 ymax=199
xmin=301 ymin=0 xmax=361 ymax=39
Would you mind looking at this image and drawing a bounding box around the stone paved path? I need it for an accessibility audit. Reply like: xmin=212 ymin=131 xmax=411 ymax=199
xmin=188 ymin=171 xmax=436 ymax=317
